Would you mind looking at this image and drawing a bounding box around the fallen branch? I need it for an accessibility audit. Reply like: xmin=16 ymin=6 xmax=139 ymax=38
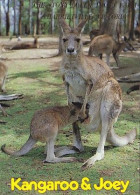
xmin=0 ymin=94 xmax=23 ymax=101
xmin=127 ymin=85 xmax=140 ymax=94
xmin=117 ymin=72 xmax=140 ymax=83
xmin=118 ymin=79 xmax=140 ymax=83
xmin=0 ymin=121 xmax=7 ymax=124
xmin=0 ymin=103 xmax=10 ymax=107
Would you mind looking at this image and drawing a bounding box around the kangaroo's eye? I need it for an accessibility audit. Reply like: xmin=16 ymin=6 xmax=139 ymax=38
xmin=75 ymin=38 xmax=80 ymax=42
xmin=63 ymin=38 xmax=68 ymax=42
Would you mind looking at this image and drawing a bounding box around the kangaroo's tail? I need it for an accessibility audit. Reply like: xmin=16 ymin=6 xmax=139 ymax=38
xmin=1 ymin=136 xmax=37 ymax=156
xmin=107 ymin=128 xmax=137 ymax=147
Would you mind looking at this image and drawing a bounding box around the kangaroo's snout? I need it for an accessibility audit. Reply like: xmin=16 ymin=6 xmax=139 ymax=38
xmin=67 ymin=47 xmax=75 ymax=53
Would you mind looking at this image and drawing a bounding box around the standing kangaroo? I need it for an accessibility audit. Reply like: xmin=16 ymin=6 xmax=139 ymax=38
xmin=88 ymin=34 xmax=134 ymax=67
xmin=10 ymin=37 xmax=39 ymax=50
xmin=1 ymin=102 xmax=89 ymax=163
xmin=59 ymin=19 xmax=136 ymax=169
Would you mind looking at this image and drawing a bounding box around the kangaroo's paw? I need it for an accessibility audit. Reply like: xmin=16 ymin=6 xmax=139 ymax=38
xmin=81 ymin=152 xmax=104 ymax=170
xmin=55 ymin=146 xmax=81 ymax=157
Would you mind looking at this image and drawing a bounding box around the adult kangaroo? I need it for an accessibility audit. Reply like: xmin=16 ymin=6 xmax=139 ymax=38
xmin=59 ymin=19 xmax=136 ymax=170
xmin=88 ymin=34 xmax=134 ymax=67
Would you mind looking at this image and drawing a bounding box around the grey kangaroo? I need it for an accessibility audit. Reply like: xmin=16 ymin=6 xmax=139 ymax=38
xmin=58 ymin=19 xmax=136 ymax=170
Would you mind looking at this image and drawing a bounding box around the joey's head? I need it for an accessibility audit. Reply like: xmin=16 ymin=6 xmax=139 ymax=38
xmin=69 ymin=102 xmax=90 ymax=123
xmin=60 ymin=19 xmax=87 ymax=56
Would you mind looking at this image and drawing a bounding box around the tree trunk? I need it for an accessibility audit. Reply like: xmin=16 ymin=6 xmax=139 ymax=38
xmin=99 ymin=0 xmax=104 ymax=29
xmin=36 ymin=8 xmax=40 ymax=34
xmin=29 ymin=0 xmax=33 ymax=35
xmin=18 ymin=0 xmax=23 ymax=35
xmin=73 ymin=0 xmax=76 ymax=28
xmin=33 ymin=22 xmax=36 ymax=36
xmin=36 ymin=0 xmax=41 ymax=35
xmin=69 ymin=0 xmax=72 ymax=26
xmin=100 ymin=0 xmax=121 ymax=39
xmin=138 ymin=0 xmax=140 ymax=22
xmin=58 ymin=0 xmax=67 ymax=55
xmin=0 ymin=0 xmax=1 ymax=35
xmin=128 ymin=0 xmax=135 ymax=40
xmin=13 ymin=0 xmax=16 ymax=35
xmin=6 ymin=11 xmax=10 ymax=36
xmin=6 ymin=0 xmax=10 ymax=36
xmin=51 ymin=0 xmax=55 ymax=34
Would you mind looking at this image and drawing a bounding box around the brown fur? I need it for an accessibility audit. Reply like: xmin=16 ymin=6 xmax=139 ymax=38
xmin=0 ymin=61 xmax=8 ymax=92
xmin=1 ymin=103 xmax=88 ymax=163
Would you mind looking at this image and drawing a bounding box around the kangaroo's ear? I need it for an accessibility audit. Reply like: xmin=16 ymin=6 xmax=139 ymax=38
xmin=72 ymin=102 xmax=82 ymax=109
xmin=76 ymin=20 xmax=87 ymax=33
xmin=59 ymin=19 xmax=71 ymax=34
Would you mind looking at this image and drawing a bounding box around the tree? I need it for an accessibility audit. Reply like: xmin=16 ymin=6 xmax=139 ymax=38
xmin=18 ymin=0 xmax=23 ymax=35
xmin=100 ymin=0 xmax=121 ymax=39
xmin=2 ymin=0 xmax=10 ymax=36
xmin=139 ymin=0 xmax=140 ymax=22
xmin=13 ymin=0 xmax=17 ymax=35
xmin=50 ymin=0 xmax=55 ymax=34
xmin=128 ymin=0 xmax=135 ymax=40
xmin=29 ymin=0 xmax=33 ymax=34
xmin=36 ymin=0 xmax=45 ymax=35
xmin=99 ymin=0 xmax=104 ymax=29
xmin=58 ymin=0 xmax=67 ymax=55
xmin=0 ymin=0 xmax=1 ymax=35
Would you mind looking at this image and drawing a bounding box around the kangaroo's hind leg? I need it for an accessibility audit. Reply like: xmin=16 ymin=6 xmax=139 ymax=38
xmin=81 ymin=82 xmax=122 ymax=170
xmin=44 ymin=135 xmax=77 ymax=163
xmin=81 ymin=103 xmax=115 ymax=170
xmin=54 ymin=121 xmax=84 ymax=158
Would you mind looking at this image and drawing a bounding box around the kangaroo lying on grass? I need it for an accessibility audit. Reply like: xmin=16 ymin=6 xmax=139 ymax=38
xmin=10 ymin=37 xmax=39 ymax=50
xmin=59 ymin=19 xmax=137 ymax=170
xmin=1 ymin=102 xmax=89 ymax=163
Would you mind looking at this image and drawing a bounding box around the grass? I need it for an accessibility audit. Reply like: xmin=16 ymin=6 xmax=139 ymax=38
xmin=0 ymin=54 xmax=139 ymax=195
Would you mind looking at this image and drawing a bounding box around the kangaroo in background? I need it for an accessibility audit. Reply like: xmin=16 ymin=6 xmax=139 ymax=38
xmin=0 ymin=61 xmax=8 ymax=92
xmin=58 ymin=19 xmax=136 ymax=170
xmin=88 ymin=34 xmax=134 ymax=67
xmin=1 ymin=102 xmax=89 ymax=163
xmin=10 ymin=37 xmax=39 ymax=50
